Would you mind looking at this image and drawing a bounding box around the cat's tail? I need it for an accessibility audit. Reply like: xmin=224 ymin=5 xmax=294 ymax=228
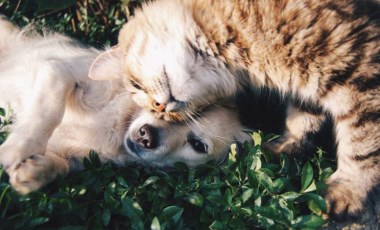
xmin=0 ymin=15 xmax=19 ymax=55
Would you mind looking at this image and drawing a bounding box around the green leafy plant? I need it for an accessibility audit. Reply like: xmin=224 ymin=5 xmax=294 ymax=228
xmin=0 ymin=107 xmax=10 ymax=145
xmin=0 ymin=108 xmax=335 ymax=229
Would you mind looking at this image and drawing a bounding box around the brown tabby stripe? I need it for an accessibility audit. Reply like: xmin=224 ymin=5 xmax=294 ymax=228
xmin=359 ymin=158 xmax=379 ymax=170
xmin=354 ymin=149 xmax=380 ymax=161
xmin=326 ymin=2 xmax=353 ymax=19
xmin=350 ymin=74 xmax=380 ymax=92
xmin=320 ymin=54 xmax=362 ymax=98
xmin=313 ymin=29 xmax=332 ymax=56
xmin=354 ymin=110 xmax=380 ymax=127
xmin=292 ymin=98 xmax=323 ymax=115
xmin=335 ymin=103 xmax=361 ymax=122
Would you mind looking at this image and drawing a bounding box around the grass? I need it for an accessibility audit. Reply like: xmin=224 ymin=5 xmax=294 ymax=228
xmin=0 ymin=1 xmax=336 ymax=229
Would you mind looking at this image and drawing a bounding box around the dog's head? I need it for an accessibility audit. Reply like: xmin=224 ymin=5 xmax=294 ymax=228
xmin=124 ymin=106 xmax=250 ymax=168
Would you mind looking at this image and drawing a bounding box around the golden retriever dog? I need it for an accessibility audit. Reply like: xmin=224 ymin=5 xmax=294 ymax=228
xmin=0 ymin=17 xmax=249 ymax=194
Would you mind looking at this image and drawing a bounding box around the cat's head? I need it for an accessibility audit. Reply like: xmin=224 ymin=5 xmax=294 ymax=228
xmin=89 ymin=0 xmax=238 ymax=121
xmin=124 ymin=105 xmax=251 ymax=168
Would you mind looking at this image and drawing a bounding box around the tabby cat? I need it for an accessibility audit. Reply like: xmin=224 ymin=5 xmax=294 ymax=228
xmin=89 ymin=0 xmax=380 ymax=219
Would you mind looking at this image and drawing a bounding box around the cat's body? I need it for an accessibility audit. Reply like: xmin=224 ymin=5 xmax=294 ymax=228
xmin=90 ymin=0 xmax=380 ymax=218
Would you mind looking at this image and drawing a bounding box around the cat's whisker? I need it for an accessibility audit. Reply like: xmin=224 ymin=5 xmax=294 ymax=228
xmin=186 ymin=110 xmax=233 ymax=143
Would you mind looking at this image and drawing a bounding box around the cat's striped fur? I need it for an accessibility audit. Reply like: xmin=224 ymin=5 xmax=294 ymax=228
xmin=90 ymin=0 xmax=380 ymax=219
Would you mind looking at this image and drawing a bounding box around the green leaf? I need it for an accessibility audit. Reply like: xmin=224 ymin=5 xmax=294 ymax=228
xmin=241 ymin=207 xmax=253 ymax=215
xmin=102 ymin=209 xmax=111 ymax=226
xmin=255 ymin=206 xmax=276 ymax=220
xmin=278 ymin=154 xmax=289 ymax=174
xmin=247 ymin=170 xmax=259 ymax=188
xmin=0 ymin=108 xmax=5 ymax=117
xmin=89 ymin=151 xmax=101 ymax=167
xmin=29 ymin=217 xmax=49 ymax=227
xmin=37 ymin=0 xmax=76 ymax=12
xmin=301 ymin=162 xmax=313 ymax=192
xmin=117 ymin=177 xmax=129 ymax=188
xmin=278 ymin=198 xmax=295 ymax=221
xmin=272 ymin=178 xmax=289 ymax=193
xmin=209 ymin=220 xmax=224 ymax=229
xmin=121 ymin=197 xmax=143 ymax=220
xmin=104 ymin=190 xmax=118 ymax=207
xmin=58 ymin=227 xmax=85 ymax=230
xmin=320 ymin=167 xmax=334 ymax=181
xmin=252 ymin=131 xmax=262 ymax=146
xmin=229 ymin=143 xmax=237 ymax=163
xmin=256 ymin=171 xmax=273 ymax=192
xmin=223 ymin=188 xmax=233 ymax=206
xmin=281 ymin=192 xmax=301 ymax=201
xmin=291 ymin=215 xmax=325 ymax=228
xmin=303 ymin=193 xmax=327 ymax=214
xmin=303 ymin=180 xmax=317 ymax=193
xmin=241 ymin=188 xmax=254 ymax=203
xmin=160 ymin=206 xmax=184 ymax=224
xmin=151 ymin=217 xmax=160 ymax=230
xmin=82 ymin=157 xmax=92 ymax=169
xmin=140 ymin=176 xmax=159 ymax=188
xmin=254 ymin=196 xmax=262 ymax=207
xmin=250 ymin=156 xmax=262 ymax=171
xmin=0 ymin=132 xmax=7 ymax=145
xmin=184 ymin=192 xmax=204 ymax=207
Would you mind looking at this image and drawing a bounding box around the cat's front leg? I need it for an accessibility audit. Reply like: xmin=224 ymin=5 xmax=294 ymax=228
xmin=0 ymin=61 xmax=74 ymax=177
xmin=263 ymin=102 xmax=326 ymax=156
xmin=7 ymin=151 xmax=69 ymax=194
xmin=325 ymin=117 xmax=380 ymax=219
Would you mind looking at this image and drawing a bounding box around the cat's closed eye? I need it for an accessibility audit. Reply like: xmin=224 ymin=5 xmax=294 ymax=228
xmin=130 ymin=79 xmax=143 ymax=90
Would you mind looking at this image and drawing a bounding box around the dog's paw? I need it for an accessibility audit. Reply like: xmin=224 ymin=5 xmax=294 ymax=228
xmin=262 ymin=135 xmax=313 ymax=156
xmin=325 ymin=179 xmax=366 ymax=220
xmin=7 ymin=154 xmax=58 ymax=194
xmin=0 ymin=142 xmax=43 ymax=172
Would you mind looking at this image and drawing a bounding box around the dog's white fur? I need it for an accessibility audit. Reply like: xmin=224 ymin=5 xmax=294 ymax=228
xmin=0 ymin=18 xmax=249 ymax=194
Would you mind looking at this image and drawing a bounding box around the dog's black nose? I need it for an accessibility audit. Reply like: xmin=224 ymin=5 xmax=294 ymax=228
xmin=136 ymin=124 xmax=158 ymax=149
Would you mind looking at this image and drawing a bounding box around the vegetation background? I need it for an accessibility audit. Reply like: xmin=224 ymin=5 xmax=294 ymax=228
xmin=0 ymin=0 xmax=338 ymax=229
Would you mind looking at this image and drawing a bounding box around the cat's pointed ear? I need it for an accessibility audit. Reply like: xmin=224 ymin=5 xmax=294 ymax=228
xmin=89 ymin=45 xmax=124 ymax=81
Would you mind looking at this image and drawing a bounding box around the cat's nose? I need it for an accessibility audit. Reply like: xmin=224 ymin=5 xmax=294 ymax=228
xmin=151 ymin=97 xmax=185 ymax=113
xmin=135 ymin=124 xmax=158 ymax=149
xmin=152 ymin=101 xmax=167 ymax=113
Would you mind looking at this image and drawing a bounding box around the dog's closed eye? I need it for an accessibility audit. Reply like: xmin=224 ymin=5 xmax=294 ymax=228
xmin=187 ymin=132 xmax=208 ymax=154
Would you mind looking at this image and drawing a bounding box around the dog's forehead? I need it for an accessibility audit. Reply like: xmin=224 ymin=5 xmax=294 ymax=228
xmin=186 ymin=108 xmax=238 ymax=137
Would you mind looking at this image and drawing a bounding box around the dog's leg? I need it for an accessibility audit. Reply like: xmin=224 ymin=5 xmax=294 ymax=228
xmin=0 ymin=60 xmax=75 ymax=180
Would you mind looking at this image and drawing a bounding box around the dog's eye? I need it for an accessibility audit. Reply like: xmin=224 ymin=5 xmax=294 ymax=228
xmin=188 ymin=138 xmax=208 ymax=154
xmin=130 ymin=79 xmax=143 ymax=90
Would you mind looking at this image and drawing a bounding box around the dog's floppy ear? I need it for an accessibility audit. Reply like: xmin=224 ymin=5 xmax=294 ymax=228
xmin=89 ymin=46 xmax=124 ymax=81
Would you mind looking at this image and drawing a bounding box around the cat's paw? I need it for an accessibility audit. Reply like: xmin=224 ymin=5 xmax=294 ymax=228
xmin=7 ymin=154 xmax=58 ymax=194
xmin=262 ymin=135 xmax=313 ymax=156
xmin=325 ymin=179 xmax=366 ymax=220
